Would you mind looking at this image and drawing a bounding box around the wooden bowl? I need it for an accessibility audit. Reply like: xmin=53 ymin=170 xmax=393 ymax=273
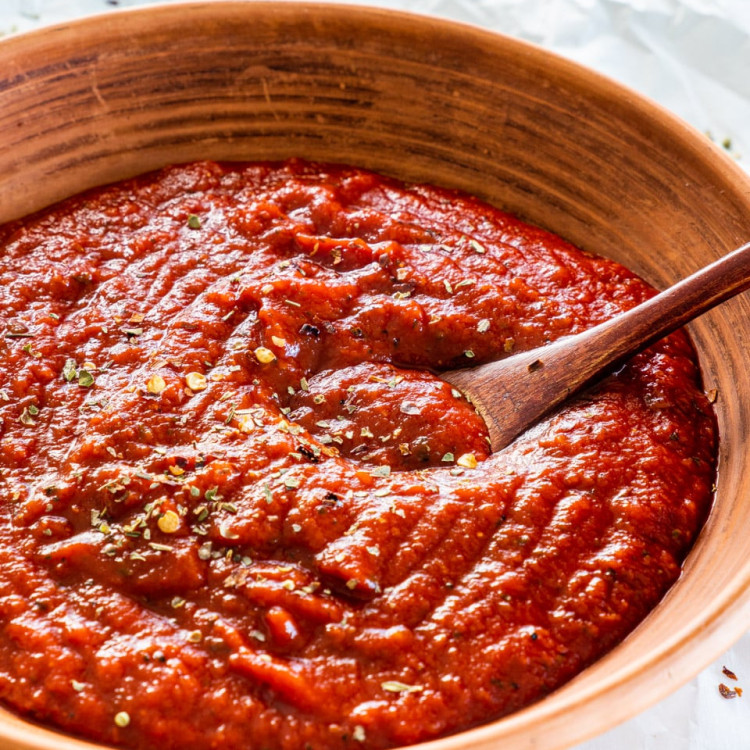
xmin=1 ymin=3 xmax=750 ymax=749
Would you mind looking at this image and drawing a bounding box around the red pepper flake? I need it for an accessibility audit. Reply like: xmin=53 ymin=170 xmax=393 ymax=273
xmin=719 ymin=683 xmax=739 ymax=699
xmin=146 ymin=374 xmax=166 ymax=395
xmin=722 ymin=666 xmax=738 ymax=681
xmin=381 ymin=680 xmax=423 ymax=694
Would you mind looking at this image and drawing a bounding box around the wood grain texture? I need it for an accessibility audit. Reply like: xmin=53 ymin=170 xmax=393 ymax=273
xmin=445 ymin=241 xmax=750 ymax=451
xmin=1 ymin=3 xmax=750 ymax=750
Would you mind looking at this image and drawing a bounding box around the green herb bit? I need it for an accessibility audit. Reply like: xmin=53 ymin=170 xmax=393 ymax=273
xmin=399 ymin=401 xmax=421 ymax=416
xmin=63 ymin=358 xmax=78 ymax=382
xmin=187 ymin=214 xmax=201 ymax=229
xmin=19 ymin=407 xmax=36 ymax=426
xmin=78 ymin=370 xmax=95 ymax=388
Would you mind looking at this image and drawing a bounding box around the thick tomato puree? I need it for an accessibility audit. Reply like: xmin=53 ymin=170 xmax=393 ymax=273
xmin=0 ymin=161 xmax=715 ymax=749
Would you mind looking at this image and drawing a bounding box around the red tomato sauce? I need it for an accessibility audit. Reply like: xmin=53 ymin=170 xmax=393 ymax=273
xmin=0 ymin=160 xmax=715 ymax=749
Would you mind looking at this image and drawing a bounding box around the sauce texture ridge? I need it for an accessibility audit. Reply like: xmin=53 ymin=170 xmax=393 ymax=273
xmin=0 ymin=160 xmax=716 ymax=749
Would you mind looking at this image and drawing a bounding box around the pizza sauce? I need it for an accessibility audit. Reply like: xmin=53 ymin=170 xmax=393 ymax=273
xmin=0 ymin=160 xmax=715 ymax=749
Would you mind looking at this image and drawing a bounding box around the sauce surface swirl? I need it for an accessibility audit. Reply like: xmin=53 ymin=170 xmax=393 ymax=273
xmin=0 ymin=160 xmax=715 ymax=749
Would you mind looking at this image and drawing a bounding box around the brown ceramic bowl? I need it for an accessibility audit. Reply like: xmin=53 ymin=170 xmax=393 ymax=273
xmin=1 ymin=3 xmax=750 ymax=749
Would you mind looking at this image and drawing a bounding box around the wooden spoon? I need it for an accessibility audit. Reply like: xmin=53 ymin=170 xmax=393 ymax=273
xmin=442 ymin=241 xmax=750 ymax=451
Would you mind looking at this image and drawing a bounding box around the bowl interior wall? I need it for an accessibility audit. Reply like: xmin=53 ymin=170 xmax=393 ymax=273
xmin=1 ymin=4 xmax=750 ymax=749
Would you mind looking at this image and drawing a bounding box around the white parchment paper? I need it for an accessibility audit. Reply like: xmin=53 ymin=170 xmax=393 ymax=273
xmin=2 ymin=1 xmax=750 ymax=748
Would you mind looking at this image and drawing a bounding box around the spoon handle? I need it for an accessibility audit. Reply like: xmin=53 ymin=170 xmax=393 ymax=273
xmin=566 ymin=240 xmax=750 ymax=387
xmin=444 ymin=241 xmax=750 ymax=450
